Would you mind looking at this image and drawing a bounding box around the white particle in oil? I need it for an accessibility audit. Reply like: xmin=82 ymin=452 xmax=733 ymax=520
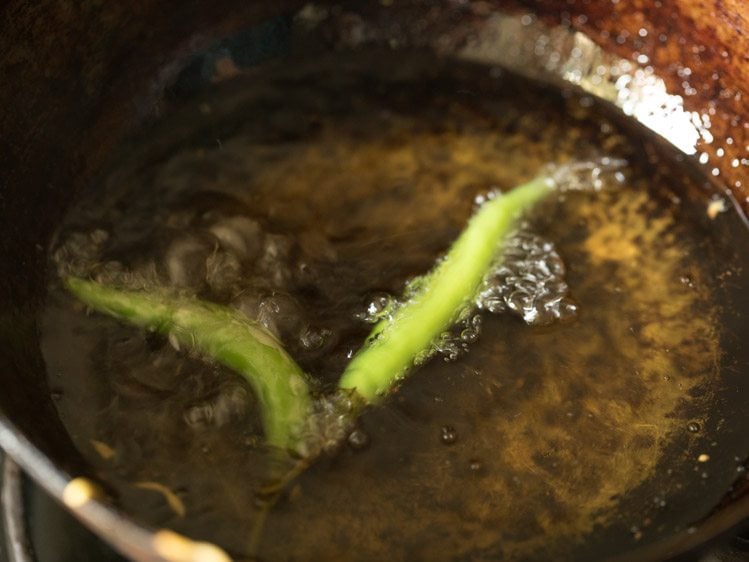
xmin=440 ymin=425 xmax=458 ymax=445
xmin=706 ymin=198 xmax=727 ymax=219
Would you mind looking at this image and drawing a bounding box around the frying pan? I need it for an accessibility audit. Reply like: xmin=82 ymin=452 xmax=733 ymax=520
xmin=1 ymin=1 xmax=748 ymax=560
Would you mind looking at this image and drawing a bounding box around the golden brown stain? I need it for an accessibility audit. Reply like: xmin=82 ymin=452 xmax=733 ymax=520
xmin=254 ymin=122 xmax=720 ymax=560
xmin=46 ymin=57 xmax=728 ymax=560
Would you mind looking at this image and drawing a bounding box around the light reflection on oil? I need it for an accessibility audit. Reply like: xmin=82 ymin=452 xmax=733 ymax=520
xmin=456 ymin=13 xmax=712 ymax=155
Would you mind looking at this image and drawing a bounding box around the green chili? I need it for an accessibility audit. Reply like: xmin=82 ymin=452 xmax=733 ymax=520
xmin=338 ymin=176 xmax=553 ymax=402
xmin=65 ymin=277 xmax=313 ymax=453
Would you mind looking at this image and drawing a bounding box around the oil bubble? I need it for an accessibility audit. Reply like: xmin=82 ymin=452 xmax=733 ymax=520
xmin=476 ymin=228 xmax=576 ymax=325
xmin=441 ymin=425 xmax=458 ymax=445
xmin=347 ymin=428 xmax=371 ymax=450
xmin=356 ymin=292 xmax=396 ymax=323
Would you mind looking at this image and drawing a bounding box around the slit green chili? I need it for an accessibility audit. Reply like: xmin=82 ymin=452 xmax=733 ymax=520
xmin=337 ymin=175 xmax=553 ymax=402
xmin=64 ymin=174 xmax=553 ymax=453
xmin=65 ymin=277 xmax=313 ymax=453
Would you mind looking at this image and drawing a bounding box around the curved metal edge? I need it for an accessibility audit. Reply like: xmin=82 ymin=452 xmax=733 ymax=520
xmin=0 ymin=414 xmax=233 ymax=562
xmin=0 ymin=417 xmax=69 ymax=501
xmin=2 ymin=456 xmax=34 ymax=562
xmin=0 ymin=415 xmax=158 ymax=562
xmin=607 ymin=493 xmax=749 ymax=562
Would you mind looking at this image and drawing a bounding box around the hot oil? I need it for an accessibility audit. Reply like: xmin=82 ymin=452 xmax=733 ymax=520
xmin=41 ymin=49 xmax=749 ymax=560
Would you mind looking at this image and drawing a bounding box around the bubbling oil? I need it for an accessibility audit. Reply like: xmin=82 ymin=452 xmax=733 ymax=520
xmin=42 ymin=48 xmax=747 ymax=561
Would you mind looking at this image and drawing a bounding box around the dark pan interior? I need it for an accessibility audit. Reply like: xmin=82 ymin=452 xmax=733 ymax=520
xmin=1 ymin=1 xmax=748 ymax=561
xmin=0 ymin=0 xmax=298 ymax=476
